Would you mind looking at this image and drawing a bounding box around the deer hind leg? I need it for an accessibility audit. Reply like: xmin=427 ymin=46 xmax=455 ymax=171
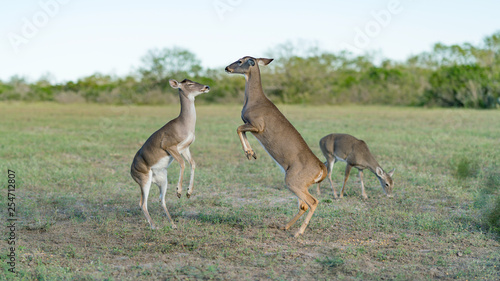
xmin=154 ymin=168 xmax=177 ymax=229
xmin=339 ymin=164 xmax=353 ymax=198
xmin=316 ymin=161 xmax=328 ymax=196
xmin=283 ymin=173 xmax=319 ymax=237
xmin=289 ymin=189 xmax=319 ymax=237
xmin=327 ymin=159 xmax=338 ymax=198
xmin=139 ymin=170 xmax=156 ymax=229
xmin=317 ymin=157 xmax=337 ymax=198
xmin=181 ymin=147 xmax=196 ymax=198
xmin=283 ymin=198 xmax=308 ymax=231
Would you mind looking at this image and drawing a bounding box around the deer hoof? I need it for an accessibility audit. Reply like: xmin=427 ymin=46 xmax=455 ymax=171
xmin=186 ymin=193 xmax=191 ymax=199
xmin=245 ymin=150 xmax=257 ymax=160
xmin=176 ymin=192 xmax=181 ymax=198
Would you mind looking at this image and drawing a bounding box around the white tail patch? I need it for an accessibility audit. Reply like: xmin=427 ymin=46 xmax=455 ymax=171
xmin=314 ymin=169 xmax=324 ymax=183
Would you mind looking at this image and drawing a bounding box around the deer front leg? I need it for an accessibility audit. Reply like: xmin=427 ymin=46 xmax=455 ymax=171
xmin=358 ymin=169 xmax=368 ymax=199
xmin=166 ymin=147 xmax=185 ymax=198
xmin=236 ymin=123 xmax=260 ymax=160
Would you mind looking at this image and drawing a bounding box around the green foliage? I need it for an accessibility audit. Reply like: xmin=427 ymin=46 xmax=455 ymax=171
xmin=423 ymin=64 xmax=498 ymax=108
xmin=487 ymin=196 xmax=500 ymax=234
xmin=474 ymin=166 xmax=500 ymax=234
xmin=316 ymin=256 xmax=344 ymax=269
xmin=2 ymin=31 xmax=500 ymax=108
xmin=452 ymin=156 xmax=479 ymax=179
xmin=138 ymin=46 xmax=202 ymax=82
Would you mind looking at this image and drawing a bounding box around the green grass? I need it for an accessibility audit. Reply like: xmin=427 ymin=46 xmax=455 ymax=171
xmin=1 ymin=102 xmax=499 ymax=280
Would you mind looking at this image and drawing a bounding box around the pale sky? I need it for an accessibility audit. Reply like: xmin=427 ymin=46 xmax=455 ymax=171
xmin=1 ymin=0 xmax=499 ymax=83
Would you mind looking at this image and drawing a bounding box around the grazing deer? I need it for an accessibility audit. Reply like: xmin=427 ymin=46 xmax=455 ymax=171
xmin=225 ymin=56 xmax=327 ymax=237
xmin=130 ymin=79 xmax=210 ymax=229
xmin=317 ymin=133 xmax=395 ymax=199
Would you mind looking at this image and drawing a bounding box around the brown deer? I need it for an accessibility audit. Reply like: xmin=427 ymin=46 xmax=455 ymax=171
xmin=317 ymin=133 xmax=395 ymax=199
xmin=225 ymin=56 xmax=327 ymax=237
xmin=130 ymin=79 xmax=210 ymax=229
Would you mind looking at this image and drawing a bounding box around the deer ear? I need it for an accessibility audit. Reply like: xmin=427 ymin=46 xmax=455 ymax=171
xmin=169 ymin=79 xmax=180 ymax=88
xmin=387 ymin=168 xmax=395 ymax=177
xmin=258 ymin=58 xmax=273 ymax=66
xmin=248 ymin=58 xmax=255 ymax=66
xmin=376 ymin=167 xmax=384 ymax=177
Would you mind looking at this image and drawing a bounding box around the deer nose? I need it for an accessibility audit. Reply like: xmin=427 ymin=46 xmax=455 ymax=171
xmin=225 ymin=66 xmax=231 ymax=73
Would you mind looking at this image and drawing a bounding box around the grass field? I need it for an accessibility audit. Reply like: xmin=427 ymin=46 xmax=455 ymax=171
xmin=1 ymin=102 xmax=499 ymax=280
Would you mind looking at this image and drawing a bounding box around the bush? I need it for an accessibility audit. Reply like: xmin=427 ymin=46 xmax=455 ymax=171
xmin=452 ymin=156 xmax=479 ymax=179
xmin=1 ymin=31 xmax=500 ymax=108
xmin=487 ymin=196 xmax=500 ymax=234
xmin=474 ymin=166 xmax=500 ymax=235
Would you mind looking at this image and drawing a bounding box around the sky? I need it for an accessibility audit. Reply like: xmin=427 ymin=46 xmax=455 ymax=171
xmin=1 ymin=0 xmax=499 ymax=83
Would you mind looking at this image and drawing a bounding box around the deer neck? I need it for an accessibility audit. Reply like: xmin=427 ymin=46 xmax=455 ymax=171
xmin=243 ymin=67 xmax=267 ymax=108
xmin=178 ymin=90 xmax=196 ymax=130
xmin=366 ymin=159 xmax=382 ymax=177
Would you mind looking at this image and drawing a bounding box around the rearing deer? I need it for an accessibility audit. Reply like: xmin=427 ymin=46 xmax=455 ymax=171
xmin=317 ymin=133 xmax=395 ymax=199
xmin=130 ymin=79 xmax=210 ymax=229
xmin=225 ymin=56 xmax=327 ymax=237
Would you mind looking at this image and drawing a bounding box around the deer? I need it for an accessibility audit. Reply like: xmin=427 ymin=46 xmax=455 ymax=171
xmin=225 ymin=56 xmax=327 ymax=237
xmin=317 ymin=133 xmax=395 ymax=199
xmin=130 ymin=79 xmax=210 ymax=229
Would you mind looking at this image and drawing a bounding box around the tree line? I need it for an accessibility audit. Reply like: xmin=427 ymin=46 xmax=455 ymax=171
xmin=1 ymin=31 xmax=499 ymax=108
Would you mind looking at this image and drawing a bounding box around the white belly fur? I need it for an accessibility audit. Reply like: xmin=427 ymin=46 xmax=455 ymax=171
xmin=151 ymin=156 xmax=172 ymax=170
xmin=150 ymin=155 xmax=172 ymax=185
